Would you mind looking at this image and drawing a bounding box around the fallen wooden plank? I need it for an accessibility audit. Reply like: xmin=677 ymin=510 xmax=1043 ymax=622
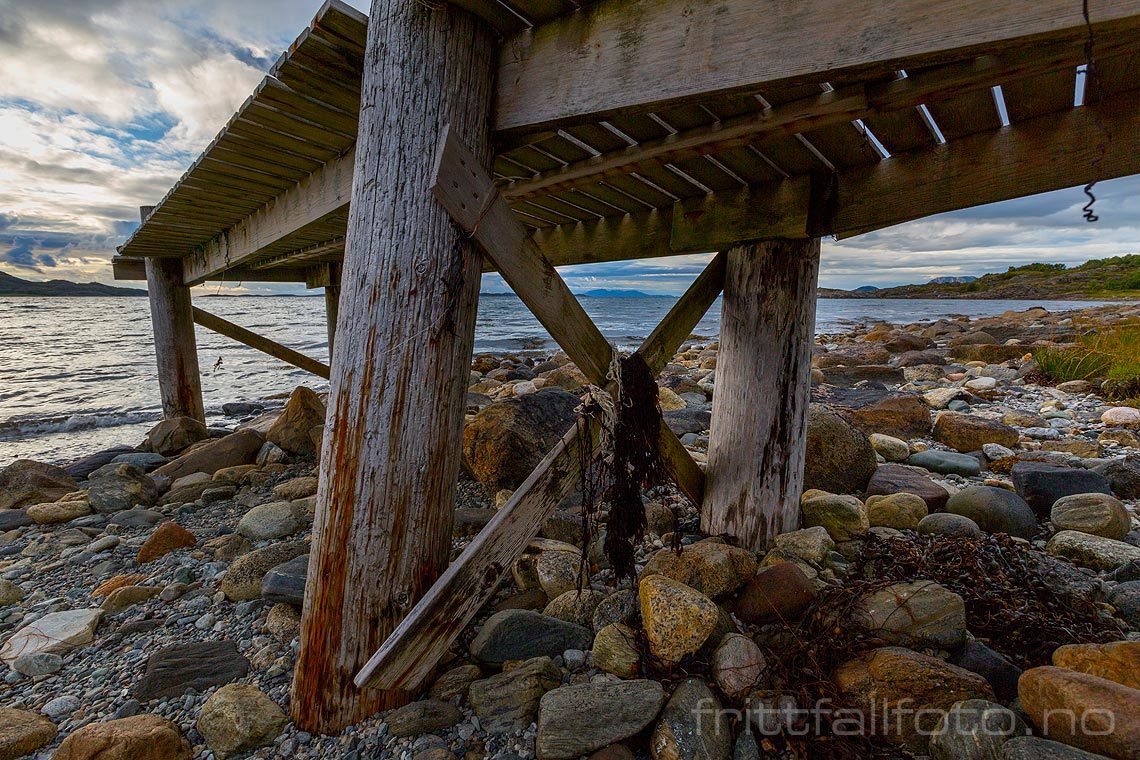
xmin=192 ymin=307 xmax=331 ymax=379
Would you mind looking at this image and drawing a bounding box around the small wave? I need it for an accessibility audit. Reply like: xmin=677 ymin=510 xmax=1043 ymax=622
xmin=0 ymin=410 xmax=163 ymax=438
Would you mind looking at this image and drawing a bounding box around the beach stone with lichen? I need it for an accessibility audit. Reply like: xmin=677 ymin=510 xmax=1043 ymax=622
xmin=639 ymin=574 xmax=718 ymax=664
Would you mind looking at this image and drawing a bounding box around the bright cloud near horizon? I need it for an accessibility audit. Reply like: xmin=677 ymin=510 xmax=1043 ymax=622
xmin=1 ymin=0 xmax=1137 ymax=295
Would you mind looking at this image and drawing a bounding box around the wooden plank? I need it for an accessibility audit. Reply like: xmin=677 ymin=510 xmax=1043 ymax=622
xmin=178 ymin=147 xmax=355 ymax=284
xmin=355 ymin=251 xmax=725 ymax=691
xmin=112 ymin=257 xmax=310 ymax=283
xmin=1002 ymin=68 xmax=1078 ymax=122
xmin=192 ymin=307 xmax=330 ymax=379
xmin=494 ymin=0 xmax=1140 ymax=136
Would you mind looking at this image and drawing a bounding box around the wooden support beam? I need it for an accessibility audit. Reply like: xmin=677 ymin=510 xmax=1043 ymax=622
xmin=355 ymin=249 xmax=725 ymax=692
xmin=494 ymin=0 xmax=1140 ymax=137
xmin=145 ymin=258 xmax=205 ymax=422
xmin=291 ymin=0 xmax=496 ymax=734
xmin=702 ymin=239 xmax=821 ymax=550
xmin=431 ymin=128 xmax=704 ymax=502
xmin=192 ymin=307 xmax=330 ymax=379
xmin=113 ymin=256 xmax=309 ymax=284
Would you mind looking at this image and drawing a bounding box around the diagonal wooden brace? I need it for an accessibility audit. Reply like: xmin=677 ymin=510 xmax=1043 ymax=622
xmin=431 ymin=126 xmax=704 ymax=501
xmin=353 ymin=132 xmax=724 ymax=691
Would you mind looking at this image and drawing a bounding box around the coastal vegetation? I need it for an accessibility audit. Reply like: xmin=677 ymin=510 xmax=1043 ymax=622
xmin=1034 ymin=320 xmax=1140 ymax=403
xmin=826 ymin=254 xmax=1140 ymax=300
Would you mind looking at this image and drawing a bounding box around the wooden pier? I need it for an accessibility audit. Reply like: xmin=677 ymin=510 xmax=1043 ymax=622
xmin=113 ymin=0 xmax=1140 ymax=733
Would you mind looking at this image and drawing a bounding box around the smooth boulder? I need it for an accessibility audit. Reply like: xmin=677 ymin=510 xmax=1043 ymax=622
xmin=463 ymin=388 xmax=580 ymax=490
xmin=944 ymin=486 xmax=1038 ymax=539
xmin=803 ymin=405 xmax=877 ymax=494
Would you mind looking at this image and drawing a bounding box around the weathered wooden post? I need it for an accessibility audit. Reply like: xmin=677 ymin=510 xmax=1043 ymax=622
xmin=144 ymin=215 xmax=204 ymax=423
xmin=291 ymin=0 xmax=495 ymax=733
xmin=702 ymin=239 xmax=821 ymax=550
xmin=324 ymin=282 xmax=340 ymax=358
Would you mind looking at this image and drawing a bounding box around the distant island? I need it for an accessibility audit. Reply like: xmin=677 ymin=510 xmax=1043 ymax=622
xmin=821 ymin=255 xmax=1140 ymax=300
xmin=0 ymin=271 xmax=145 ymax=297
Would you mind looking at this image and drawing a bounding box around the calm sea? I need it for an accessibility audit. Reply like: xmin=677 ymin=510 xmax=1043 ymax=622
xmin=0 ymin=295 xmax=1120 ymax=466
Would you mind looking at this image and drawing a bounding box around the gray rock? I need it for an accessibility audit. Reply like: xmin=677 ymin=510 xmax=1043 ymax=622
xmin=110 ymin=452 xmax=169 ymax=472
xmin=87 ymin=463 xmax=158 ymax=513
xmin=41 ymin=695 xmax=81 ymax=720
xmin=803 ymin=405 xmax=878 ymax=495
xmin=664 ymin=408 xmax=712 ymax=436
xmin=930 ymin=699 xmax=1026 ymax=760
xmin=945 ymin=486 xmax=1038 ymax=539
xmin=470 ymin=609 xmax=593 ymax=665
xmin=236 ymin=501 xmax=302 ymax=540
xmin=1108 ymin=581 xmax=1140 ymax=628
xmin=1002 ymin=736 xmax=1112 ymax=759
xmin=1047 ymin=531 xmax=1140 ymax=571
xmin=907 ymin=450 xmax=982 ymax=477
xmin=536 ymin=680 xmax=666 ymax=760
xmin=866 ymin=464 xmax=951 ymax=511
xmin=917 ymin=513 xmax=983 ymax=538
xmin=856 ymin=581 xmax=967 ymax=650
xmin=591 ymin=589 xmax=640 ymax=632
xmin=651 ymin=678 xmax=731 ymax=760
xmin=0 ymin=510 xmax=33 ymax=530
xmin=1012 ymin=462 xmax=1112 ymax=517
xmin=108 ymin=509 xmax=165 ymax=528
xmin=133 ymin=640 xmax=250 ymax=701
xmin=469 ymin=656 xmax=561 ymax=732
xmin=386 ymin=699 xmax=463 ymax=738
xmin=950 ymin=641 xmax=1022 ymax=704
xmin=1099 ymin=458 xmax=1140 ymax=500
xmin=13 ymin=652 xmax=63 ymax=677
xmin=260 ymin=554 xmax=308 ymax=606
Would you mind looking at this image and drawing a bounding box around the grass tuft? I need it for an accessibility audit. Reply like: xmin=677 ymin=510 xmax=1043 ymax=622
xmin=1033 ymin=321 xmax=1140 ymax=402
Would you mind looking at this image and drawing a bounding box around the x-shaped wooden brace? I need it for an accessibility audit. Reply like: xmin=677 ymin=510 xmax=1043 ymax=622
xmin=354 ymin=127 xmax=725 ymax=691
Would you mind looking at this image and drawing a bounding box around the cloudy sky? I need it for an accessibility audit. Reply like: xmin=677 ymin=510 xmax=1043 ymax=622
xmin=1 ymin=0 xmax=1137 ymax=295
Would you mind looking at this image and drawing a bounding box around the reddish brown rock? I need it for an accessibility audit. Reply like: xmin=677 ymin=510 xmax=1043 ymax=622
xmin=933 ymin=412 xmax=1019 ymax=453
xmin=51 ymin=714 xmax=192 ymax=760
xmin=866 ymin=464 xmax=951 ymax=511
xmin=92 ymin=574 xmax=149 ymax=598
xmin=146 ymin=416 xmax=207 ymax=457
xmin=0 ymin=459 xmax=77 ymax=510
xmin=266 ymin=387 xmax=326 ymax=456
xmin=833 ymin=646 xmax=994 ymax=754
xmin=1052 ymin=641 xmax=1140 ymax=691
xmin=734 ymin=561 xmax=815 ymax=624
xmin=1019 ymin=666 xmax=1140 ymax=759
xmin=136 ymin=523 xmax=196 ymax=564
xmin=152 ymin=429 xmax=264 ymax=481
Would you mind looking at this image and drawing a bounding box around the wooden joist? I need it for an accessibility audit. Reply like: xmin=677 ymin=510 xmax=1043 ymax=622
xmin=192 ymin=307 xmax=331 ymax=379
xmin=355 ymin=214 xmax=726 ymax=694
xmin=526 ymin=85 xmax=1140 ymax=261
xmin=494 ymin=0 xmax=1140 ymax=137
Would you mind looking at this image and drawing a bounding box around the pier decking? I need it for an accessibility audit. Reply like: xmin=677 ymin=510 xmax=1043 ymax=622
xmin=112 ymin=0 xmax=1140 ymax=733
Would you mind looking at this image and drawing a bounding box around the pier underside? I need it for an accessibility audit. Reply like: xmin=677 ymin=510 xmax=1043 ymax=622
xmin=113 ymin=0 xmax=1140 ymax=733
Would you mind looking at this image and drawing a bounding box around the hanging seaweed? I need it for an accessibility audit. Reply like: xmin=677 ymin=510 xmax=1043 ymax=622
xmin=574 ymin=351 xmax=669 ymax=583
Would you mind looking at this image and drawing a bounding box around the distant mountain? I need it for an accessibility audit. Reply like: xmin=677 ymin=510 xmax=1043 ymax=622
xmin=0 ymin=271 xmax=146 ymax=297
xmin=819 ymin=255 xmax=1140 ymax=300
xmin=853 ymin=285 xmax=880 ymax=292
xmin=579 ymin=288 xmax=658 ymax=298
xmin=927 ymin=275 xmax=977 ymax=284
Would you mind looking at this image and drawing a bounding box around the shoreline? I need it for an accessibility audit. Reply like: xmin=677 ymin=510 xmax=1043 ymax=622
xmin=0 ymin=302 xmax=1138 ymax=757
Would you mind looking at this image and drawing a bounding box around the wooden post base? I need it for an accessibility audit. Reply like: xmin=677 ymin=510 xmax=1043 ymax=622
xmin=701 ymin=238 xmax=821 ymax=550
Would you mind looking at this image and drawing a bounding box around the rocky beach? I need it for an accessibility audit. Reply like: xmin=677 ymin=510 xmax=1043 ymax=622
xmin=2 ymin=303 xmax=1140 ymax=760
